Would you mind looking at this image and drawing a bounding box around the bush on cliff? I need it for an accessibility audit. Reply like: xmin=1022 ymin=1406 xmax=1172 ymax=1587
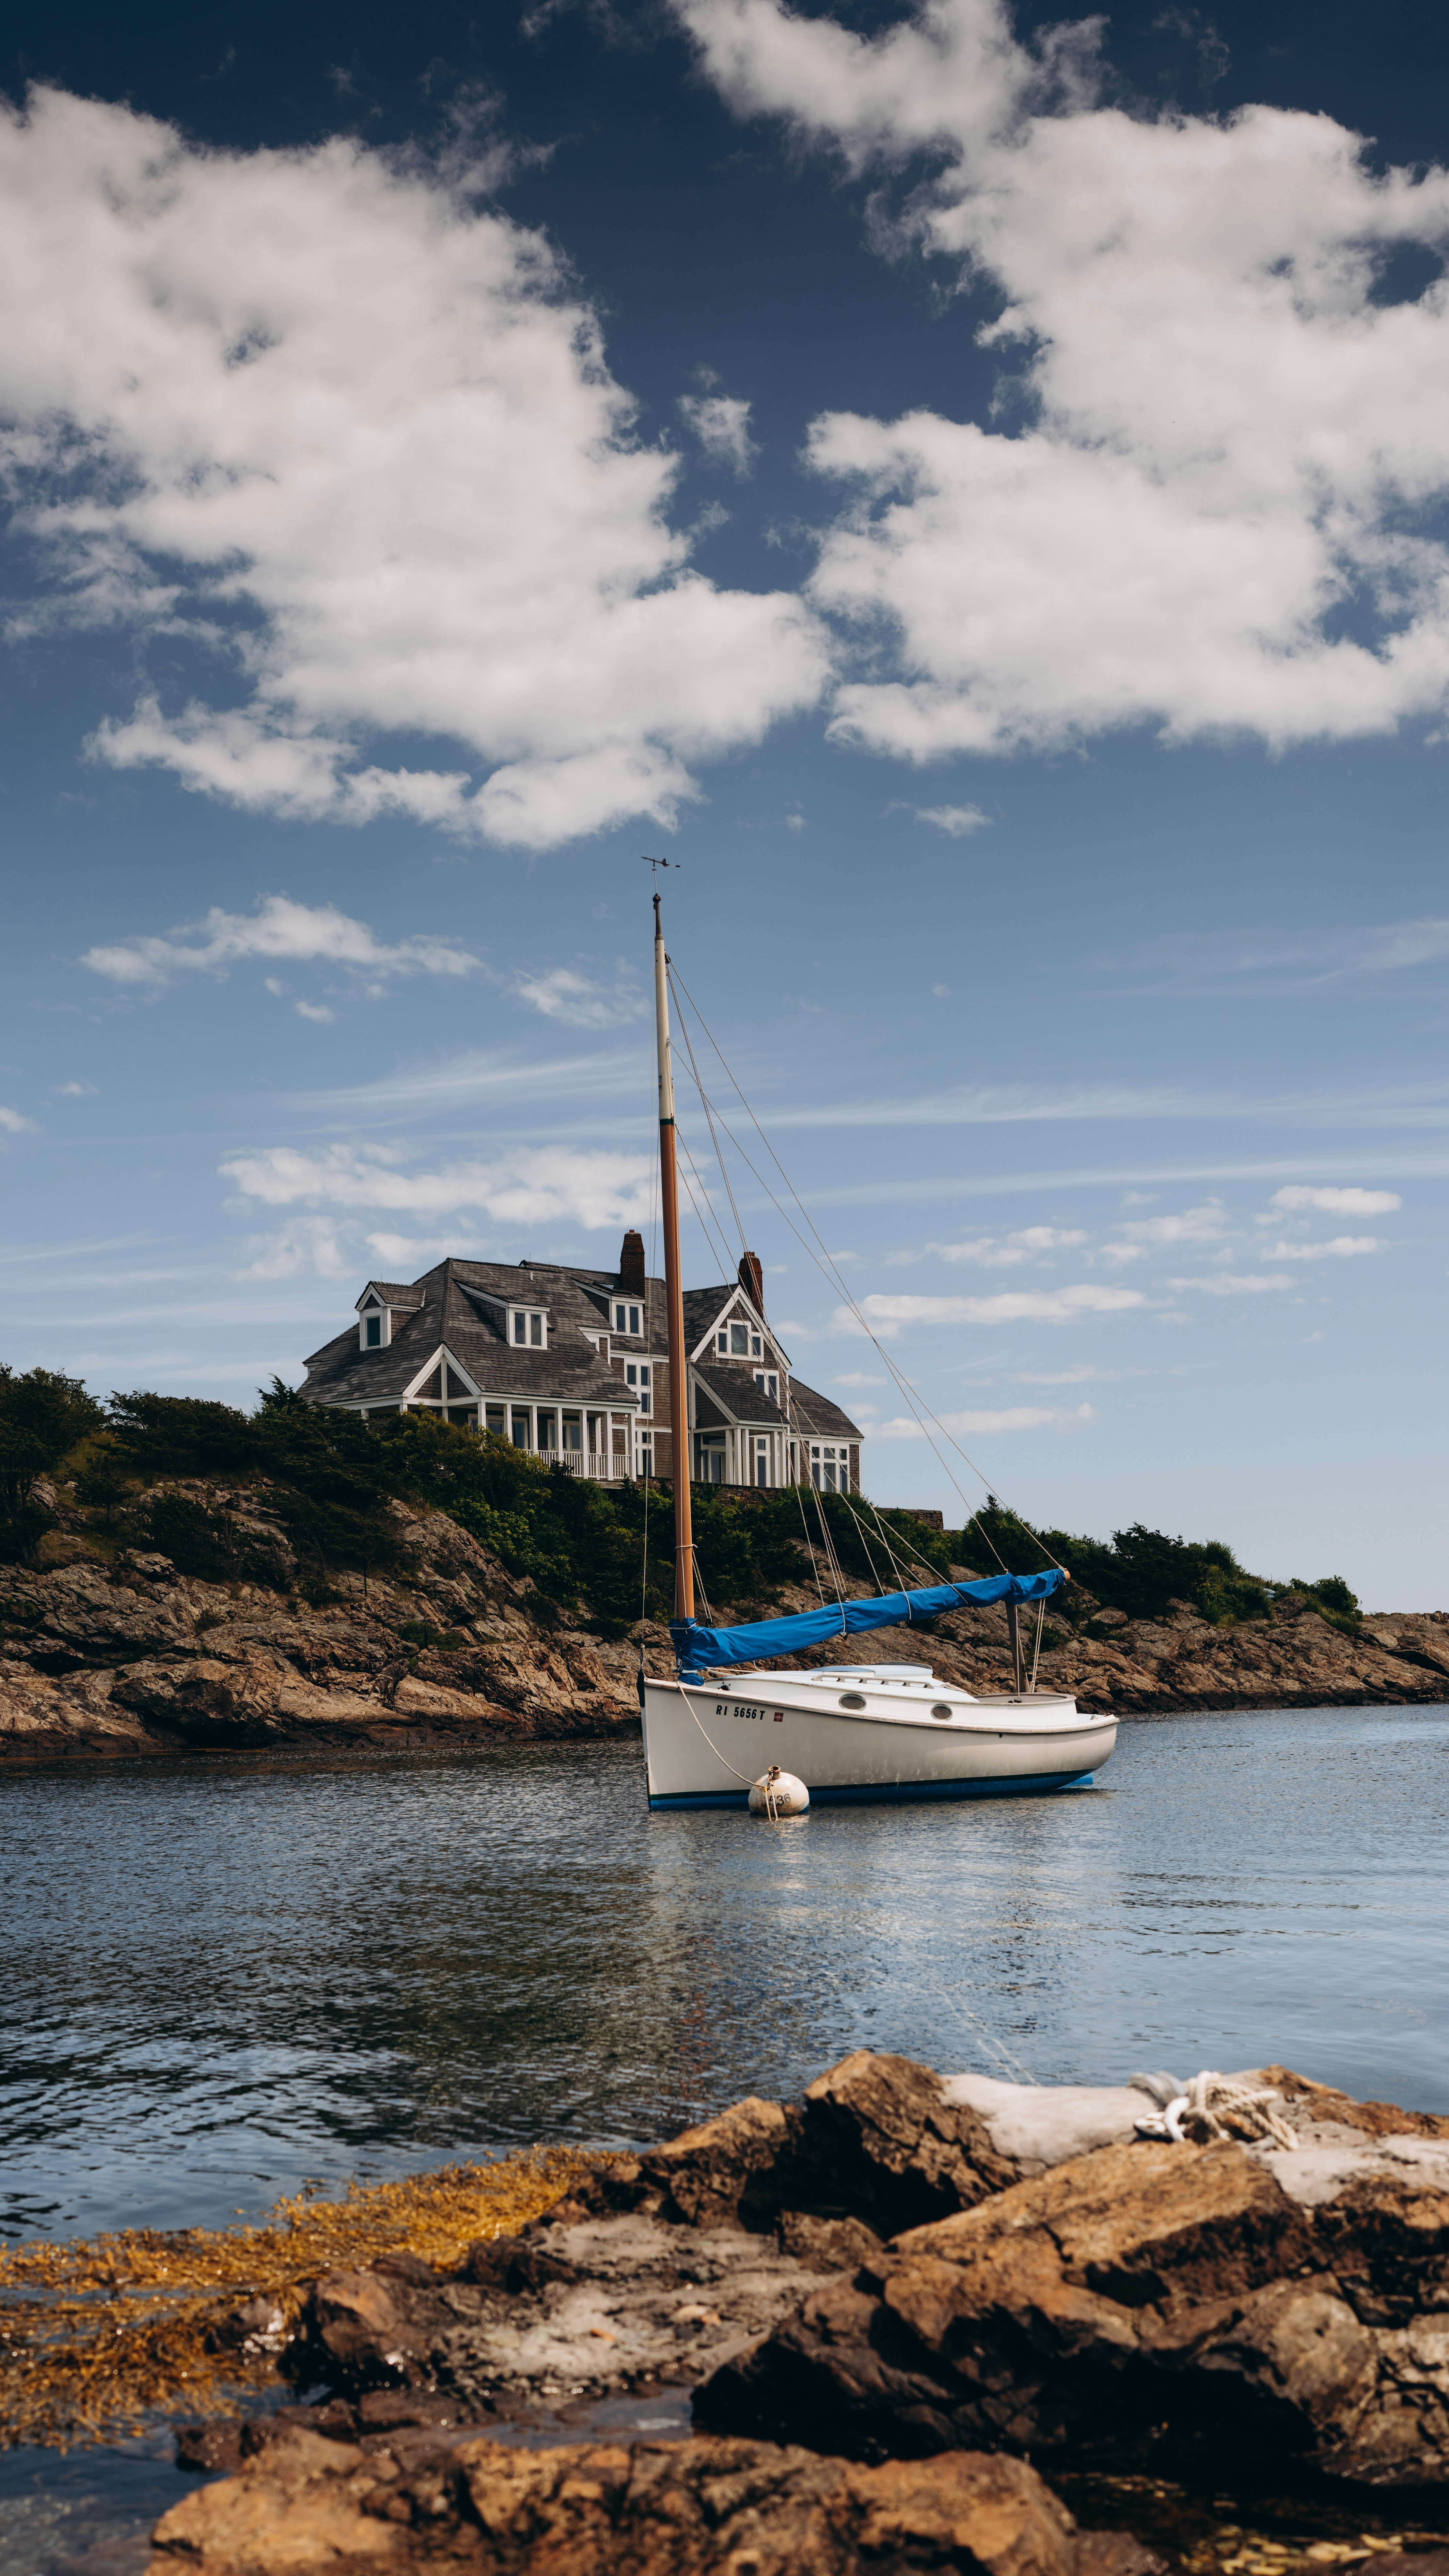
xmin=959 ymin=1496 xmax=1354 ymax=1628
xmin=0 ymin=1366 xmax=105 ymax=1559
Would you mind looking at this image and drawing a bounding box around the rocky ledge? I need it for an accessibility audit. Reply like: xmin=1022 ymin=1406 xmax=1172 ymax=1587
xmin=0 ymin=1493 xmax=642 ymax=1763
xmin=3 ymin=1488 xmax=1445 ymax=1766
xmin=158 ymin=2052 xmax=1449 ymax=2571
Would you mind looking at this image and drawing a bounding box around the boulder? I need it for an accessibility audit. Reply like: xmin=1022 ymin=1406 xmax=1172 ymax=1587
xmin=147 ymin=2426 xmax=1160 ymax=2576
xmin=696 ymin=2129 xmax=1449 ymax=2486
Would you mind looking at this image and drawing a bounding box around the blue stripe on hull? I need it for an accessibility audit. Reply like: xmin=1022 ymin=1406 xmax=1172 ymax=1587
xmin=647 ymin=1769 xmax=1096 ymax=1811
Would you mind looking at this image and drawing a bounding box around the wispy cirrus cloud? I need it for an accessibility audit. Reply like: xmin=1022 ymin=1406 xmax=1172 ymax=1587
xmin=844 ymin=1285 xmax=1144 ymax=1336
xmin=1167 ymin=1272 xmax=1294 ymax=1296
xmin=874 ymin=1401 xmax=1096 ymax=1437
xmin=1259 ymin=1235 xmax=1381 ymax=1262
xmin=82 ymin=895 xmax=479 ymax=993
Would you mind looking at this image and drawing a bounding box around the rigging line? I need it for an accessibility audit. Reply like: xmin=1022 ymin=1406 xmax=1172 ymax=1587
xmin=669 ymin=969 xmax=749 ymax=1262
xmin=794 ymin=1478 xmax=828 ymax=1609
xmin=810 ymin=1483 xmax=851 ymax=1611
xmin=853 ymin=1492 xmax=932 ymax=1593
xmin=639 ymin=1126 xmax=661 ymax=1653
xmin=833 ymin=1493 xmax=891 ymax=1597
xmin=671 ymin=1038 xmax=1004 ymax=1565
xmin=666 ymin=980 xmax=1052 ymax=1578
xmin=675 ymin=1136 xmax=738 ymax=1283
xmin=857 ymin=1490 xmax=938 ymax=1588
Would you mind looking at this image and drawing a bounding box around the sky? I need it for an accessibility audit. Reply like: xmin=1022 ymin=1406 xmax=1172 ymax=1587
xmin=1 ymin=0 xmax=1446 ymax=1606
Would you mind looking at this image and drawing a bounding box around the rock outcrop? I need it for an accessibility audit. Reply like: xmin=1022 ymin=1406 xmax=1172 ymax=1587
xmin=3 ymin=1485 xmax=1444 ymax=1765
xmin=147 ymin=2423 xmax=1159 ymax=2576
xmin=695 ymin=2071 xmax=1449 ymax=2489
xmin=0 ymin=1498 xmax=640 ymax=1761
xmin=169 ymin=2054 xmax=1449 ymax=2506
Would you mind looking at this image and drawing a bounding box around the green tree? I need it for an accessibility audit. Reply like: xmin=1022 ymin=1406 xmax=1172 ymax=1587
xmin=0 ymin=1367 xmax=104 ymax=1515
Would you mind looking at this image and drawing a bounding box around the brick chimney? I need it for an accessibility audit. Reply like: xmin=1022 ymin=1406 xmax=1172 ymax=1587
xmin=738 ymin=1249 xmax=764 ymax=1313
xmin=619 ymin=1229 xmax=647 ymax=1293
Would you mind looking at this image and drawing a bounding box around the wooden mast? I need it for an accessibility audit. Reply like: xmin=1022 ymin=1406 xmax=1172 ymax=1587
xmin=653 ymin=892 xmax=694 ymax=1622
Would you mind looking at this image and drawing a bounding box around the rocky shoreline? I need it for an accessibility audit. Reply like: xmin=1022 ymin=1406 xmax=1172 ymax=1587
xmin=143 ymin=2052 xmax=1449 ymax=2573
xmin=1 ymin=1480 xmax=1445 ymax=1765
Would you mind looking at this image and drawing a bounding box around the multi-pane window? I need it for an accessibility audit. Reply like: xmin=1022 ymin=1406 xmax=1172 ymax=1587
xmin=614 ymin=1302 xmax=642 ymax=1335
xmin=810 ymin=1443 xmax=846 ymax=1493
xmin=624 ymin=1362 xmax=651 ymax=1414
xmin=511 ymin=1309 xmax=547 ymax=1346
xmin=754 ymin=1371 xmax=779 ymax=1403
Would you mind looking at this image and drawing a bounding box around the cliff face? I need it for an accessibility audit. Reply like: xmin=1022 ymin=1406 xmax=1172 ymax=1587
xmin=1 ymin=1489 xmax=1443 ymax=1765
xmin=0 ymin=1488 xmax=641 ymax=1763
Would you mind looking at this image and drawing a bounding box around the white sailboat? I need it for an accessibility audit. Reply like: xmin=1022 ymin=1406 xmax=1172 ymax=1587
xmin=638 ymin=886 xmax=1118 ymax=1811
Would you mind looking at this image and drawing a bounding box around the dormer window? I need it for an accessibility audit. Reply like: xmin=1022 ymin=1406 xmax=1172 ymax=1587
xmin=365 ymin=1314 xmax=382 ymax=1348
xmin=358 ymin=1295 xmax=392 ymax=1352
xmin=510 ymin=1307 xmax=547 ymax=1349
xmin=613 ymin=1301 xmax=641 ymax=1335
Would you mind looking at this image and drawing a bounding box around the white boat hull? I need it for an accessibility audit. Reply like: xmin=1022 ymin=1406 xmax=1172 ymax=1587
xmin=641 ymin=1670 xmax=1117 ymax=1809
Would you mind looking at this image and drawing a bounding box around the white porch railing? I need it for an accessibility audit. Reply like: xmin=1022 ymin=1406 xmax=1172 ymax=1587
xmin=536 ymin=1446 xmax=632 ymax=1481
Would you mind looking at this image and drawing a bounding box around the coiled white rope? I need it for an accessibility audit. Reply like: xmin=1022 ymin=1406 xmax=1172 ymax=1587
xmin=1134 ymin=2069 xmax=1297 ymax=2149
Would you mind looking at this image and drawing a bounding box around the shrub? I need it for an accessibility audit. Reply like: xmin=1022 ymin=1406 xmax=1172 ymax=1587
xmin=0 ymin=1367 xmax=104 ymax=1517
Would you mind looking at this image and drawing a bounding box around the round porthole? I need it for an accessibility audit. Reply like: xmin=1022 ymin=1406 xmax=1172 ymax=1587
xmin=838 ymin=1692 xmax=866 ymax=1710
xmin=932 ymin=1702 xmax=953 ymax=1720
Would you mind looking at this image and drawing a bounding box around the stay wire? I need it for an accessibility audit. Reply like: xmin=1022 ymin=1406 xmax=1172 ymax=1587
xmin=672 ymin=989 xmax=750 ymax=1262
xmin=666 ymin=969 xmax=1059 ymax=1579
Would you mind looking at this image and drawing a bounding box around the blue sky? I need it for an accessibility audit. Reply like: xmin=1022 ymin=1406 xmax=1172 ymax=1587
xmin=2 ymin=0 xmax=1446 ymax=1604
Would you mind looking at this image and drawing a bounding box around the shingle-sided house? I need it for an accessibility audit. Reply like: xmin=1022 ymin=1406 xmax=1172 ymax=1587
xmin=297 ymin=1231 xmax=863 ymax=1493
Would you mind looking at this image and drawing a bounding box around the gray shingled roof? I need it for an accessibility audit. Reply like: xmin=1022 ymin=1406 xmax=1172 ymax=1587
xmin=301 ymin=1259 xmax=637 ymax=1412
xmin=691 ymin=1361 xmax=790 ymax=1428
xmin=358 ymin=1280 xmax=424 ymax=1308
xmin=790 ymin=1379 xmax=863 ymax=1443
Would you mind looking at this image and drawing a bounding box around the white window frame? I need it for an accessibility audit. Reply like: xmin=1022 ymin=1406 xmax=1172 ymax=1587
xmin=358 ymin=1297 xmax=393 ymax=1352
xmin=509 ymin=1306 xmax=549 ymax=1349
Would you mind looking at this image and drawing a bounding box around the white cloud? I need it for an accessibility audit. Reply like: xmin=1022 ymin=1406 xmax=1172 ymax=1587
xmin=82 ymin=894 xmax=477 ymax=991
xmin=1017 ymin=1365 xmax=1114 ymax=1383
xmin=241 ymin=1216 xmax=352 ymax=1280
xmin=874 ymin=1401 xmax=1096 ymax=1436
xmin=294 ymin=1000 xmax=336 ymax=1024
xmin=832 ymin=1370 xmax=889 ymax=1384
xmin=55 ymin=1081 xmax=95 ymax=1096
xmin=1168 ymin=1272 xmax=1293 ymax=1295
xmin=849 ymin=1284 xmax=1144 ymax=1333
xmin=0 ymin=1106 xmax=36 ymax=1133
xmin=679 ymin=390 xmax=758 ymax=473
xmin=221 ymin=1141 xmax=652 ymax=1232
xmin=914 ymin=803 xmax=991 ymax=835
xmin=0 ymin=89 xmax=825 ymax=850
xmin=513 ymin=964 xmax=649 ymax=1028
xmin=1272 ymin=1185 xmax=1402 ymax=1214
xmin=1112 ymin=1201 xmax=1228 ymax=1245
xmin=1261 ymin=1235 xmax=1381 ymax=1261
xmin=680 ymin=0 xmax=1449 ymax=757
xmin=930 ymin=1223 xmax=1088 ymax=1267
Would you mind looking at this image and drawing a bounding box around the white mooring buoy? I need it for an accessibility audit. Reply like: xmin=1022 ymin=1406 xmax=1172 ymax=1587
xmin=748 ymin=1764 xmax=810 ymax=1818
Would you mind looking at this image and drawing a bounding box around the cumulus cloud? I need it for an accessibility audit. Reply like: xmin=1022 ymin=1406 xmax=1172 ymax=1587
xmin=848 ymin=1284 xmax=1144 ymax=1333
xmin=0 ymin=89 xmax=825 ymax=850
xmin=679 ymin=389 xmax=758 ymax=472
xmin=679 ymin=0 xmax=1449 ymax=757
xmin=874 ymin=1401 xmax=1095 ymax=1436
xmin=0 ymin=1107 xmax=36 ymax=1134
xmin=222 ymin=1141 xmax=652 ymax=1231
xmin=1272 ymin=1184 xmax=1402 ymax=1213
xmin=81 ymin=894 xmax=478 ymax=991
xmin=1260 ymin=1235 xmax=1381 ymax=1261
xmin=513 ymin=964 xmax=649 ymax=1028
xmin=914 ymin=803 xmax=991 ymax=835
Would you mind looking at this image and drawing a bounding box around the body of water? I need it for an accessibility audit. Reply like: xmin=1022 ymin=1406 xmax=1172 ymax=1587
xmin=2 ymin=1705 xmax=1447 ymax=2574
xmin=3 ymin=1703 xmax=1446 ymax=2247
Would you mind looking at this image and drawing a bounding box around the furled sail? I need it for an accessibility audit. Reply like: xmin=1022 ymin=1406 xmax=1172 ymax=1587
xmin=671 ymin=1569 xmax=1065 ymax=1678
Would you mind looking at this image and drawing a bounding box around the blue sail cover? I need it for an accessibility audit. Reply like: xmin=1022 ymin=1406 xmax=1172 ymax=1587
xmin=671 ymin=1568 xmax=1066 ymax=1679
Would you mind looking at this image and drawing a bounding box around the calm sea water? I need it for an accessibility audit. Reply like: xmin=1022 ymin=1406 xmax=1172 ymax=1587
xmin=3 ymin=1703 xmax=1446 ymax=2247
xmin=2 ymin=1706 xmax=1447 ymax=2571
